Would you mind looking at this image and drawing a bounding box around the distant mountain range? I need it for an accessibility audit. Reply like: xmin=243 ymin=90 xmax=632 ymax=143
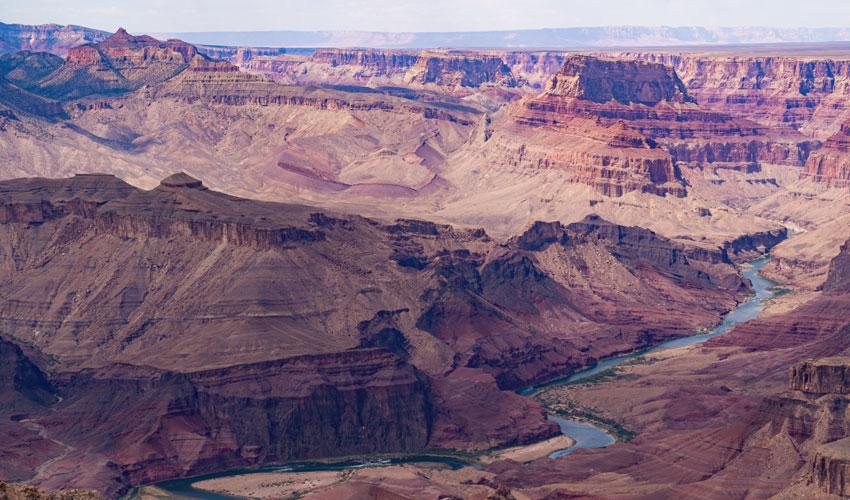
xmin=150 ymin=26 xmax=850 ymax=49
xmin=6 ymin=22 xmax=850 ymax=54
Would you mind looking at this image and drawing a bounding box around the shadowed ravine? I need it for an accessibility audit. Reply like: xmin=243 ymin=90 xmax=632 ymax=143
xmin=144 ymin=257 xmax=777 ymax=499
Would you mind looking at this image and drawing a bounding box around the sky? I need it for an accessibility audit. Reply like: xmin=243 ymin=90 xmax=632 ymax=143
xmin=3 ymin=0 xmax=850 ymax=33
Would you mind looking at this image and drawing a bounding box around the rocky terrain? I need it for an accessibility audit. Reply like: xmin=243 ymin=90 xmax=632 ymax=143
xmin=612 ymin=48 xmax=850 ymax=139
xmin=0 ymin=172 xmax=754 ymax=496
xmin=0 ymin=29 xmax=797 ymax=255
xmin=0 ymin=481 xmax=98 ymax=500
xmin=7 ymin=23 xmax=850 ymax=500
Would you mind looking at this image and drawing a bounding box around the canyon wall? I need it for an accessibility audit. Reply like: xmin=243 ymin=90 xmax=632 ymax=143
xmin=617 ymin=51 xmax=850 ymax=139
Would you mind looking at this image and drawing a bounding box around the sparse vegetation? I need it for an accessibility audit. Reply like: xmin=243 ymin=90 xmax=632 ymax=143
xmin=769 ymin=286 xmax=793 ymax=298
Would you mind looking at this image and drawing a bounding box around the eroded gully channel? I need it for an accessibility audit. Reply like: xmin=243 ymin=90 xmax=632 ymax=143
xmin=145 ymin=257 xmax=776 ymax=499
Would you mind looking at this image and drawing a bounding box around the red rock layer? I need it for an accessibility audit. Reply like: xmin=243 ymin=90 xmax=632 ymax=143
xmin=617 ymin=51 xmax=850 ymax=138
xmin=801 ymin=120 xmax=850 ymax=187
xmin=35 ymin=350 xmax=430 ymax=496
xmin=545 ymin=54 xmax=693 ymax=106
xmin=65 ymin=28 xmax=198 ymax=67
xmin=26 ymin=29 xmax=225 ymax=100
xmin=501 ymin=54 xmax=812 ymax=198
xmin=0 ymin=481 xmax=98 ymax=500
xmin=313 ymin=48 xmax=418 ymax=72
xmin=488 ymin=357 xmax=850 ymax=499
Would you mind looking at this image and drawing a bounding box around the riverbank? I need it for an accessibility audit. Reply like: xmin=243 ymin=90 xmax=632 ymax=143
xmin=186 ymin=435 xmax=577 ymax=500
xmin=522 ymin=256 xmax=777 ymax=455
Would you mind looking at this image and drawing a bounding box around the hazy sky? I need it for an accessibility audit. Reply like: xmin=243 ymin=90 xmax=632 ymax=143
xmin=3 ymin=0 xmax=850 ymax=33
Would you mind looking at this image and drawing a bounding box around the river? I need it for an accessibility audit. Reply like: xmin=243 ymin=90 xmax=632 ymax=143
xmin=532 ymin=256 xmax=776 ymax=457
xmin=144 ymin=257 xmax=775 ymax=497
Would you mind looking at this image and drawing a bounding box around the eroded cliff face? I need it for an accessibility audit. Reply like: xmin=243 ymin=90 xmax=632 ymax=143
xmin=802 ymin=121 xmax=850 ymax=187
xmin=14 ymin=28 xmax=214 ymax=101
xmin=238 ymin=48 xmax=419 ymax=87
xmin=483 ymin=356 xmax=850 ymax=499
xmin=493 ymin=54 xmax=814 ymax=204
xmin=0 ymin=30 xmax=487 ymax=207
xmin=35 ymin=350 xmax=430 ymax=495
xmin=403 ymin=51 xmax=521 ymax=89
xmin=546 ymin=54 xmax=694 ymax=106
xmin=616 ymin=51 xmax=850 ymax=139
xmin=0 ymin=481 xmax=98 ymax=500
xmin=824 ymin=237 xmax=850 ymax=291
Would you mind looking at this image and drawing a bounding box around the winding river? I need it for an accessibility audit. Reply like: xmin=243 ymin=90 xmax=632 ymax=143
xmin=531 ymin=256 xmax=776 ymax=457
xmin=144 ymin=257 xmax=776 ymax=498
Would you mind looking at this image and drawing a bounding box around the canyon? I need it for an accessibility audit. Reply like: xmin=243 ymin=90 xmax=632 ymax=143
xmin=0 ymin=172 xmax=754 ymax=496
xmin=4 ymin=21 xmax=850 ymax=500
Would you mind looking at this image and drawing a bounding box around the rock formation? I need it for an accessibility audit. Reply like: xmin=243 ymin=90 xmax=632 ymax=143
xmin=0 ymin=481 xmax=98 ymax=500
xmin=403 ymin=51 xmax=521 ymax=89
xmin=545 ymin=54 xmax=694 ymax=106
xmin=0 ymin=173 xmax=753 ymax=496
xmin=475 ymin=53 xmax=815 ymax=215
xmin=824 ymin=236 xmax=850 ymax=291
xmin=615 ymin=50 xmax=850 ymax=139
xmin=481 ymin=356 xmax=850 ymax=499
xmin=802 ymin=120 xmax=850 ymax=187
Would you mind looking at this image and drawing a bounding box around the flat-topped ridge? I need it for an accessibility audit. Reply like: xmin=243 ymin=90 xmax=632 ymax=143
xmin=159 ymin=172 xmax=204 ymax=189
xmin=545 ymin=54 xmax=695 ymax=106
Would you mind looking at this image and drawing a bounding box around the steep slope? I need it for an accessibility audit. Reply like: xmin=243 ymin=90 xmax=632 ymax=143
xmin=0 ymin=173 xmax=753 ymax=496
xmin=751 ymin=116 xmax=850 ymax=269
xmin=464 ymin=237 xmax=850 ymax=500
xmin=467 ymin=54 xmax=811 ymax=199
xmin=240 ymin=48 xmax=419 ymax=87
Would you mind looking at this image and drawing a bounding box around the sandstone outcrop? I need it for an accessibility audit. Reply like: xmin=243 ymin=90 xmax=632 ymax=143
xmin=485 ymin=356 xmax=850 ymax=499
xmin=790 ymin=357 xmax=850 ymax=394
xmin=15 ymin=28 xmax=210 ymax=100
xmin=546 ymin=54 xmax=693 ymax=106
xmin=808 ymin=438 xmax=850 ymax=497
xmin=0 ymin=35 xmax=794 ymax=253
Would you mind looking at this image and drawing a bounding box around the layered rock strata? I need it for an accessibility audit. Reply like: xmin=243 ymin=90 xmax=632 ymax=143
xmin=0 ymin=173 xmax=752 ymax=496
xmin=801 ymin=120 xmax=850 ymax=187
xmin=616 ymin=51 xmax=850 ymax=139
